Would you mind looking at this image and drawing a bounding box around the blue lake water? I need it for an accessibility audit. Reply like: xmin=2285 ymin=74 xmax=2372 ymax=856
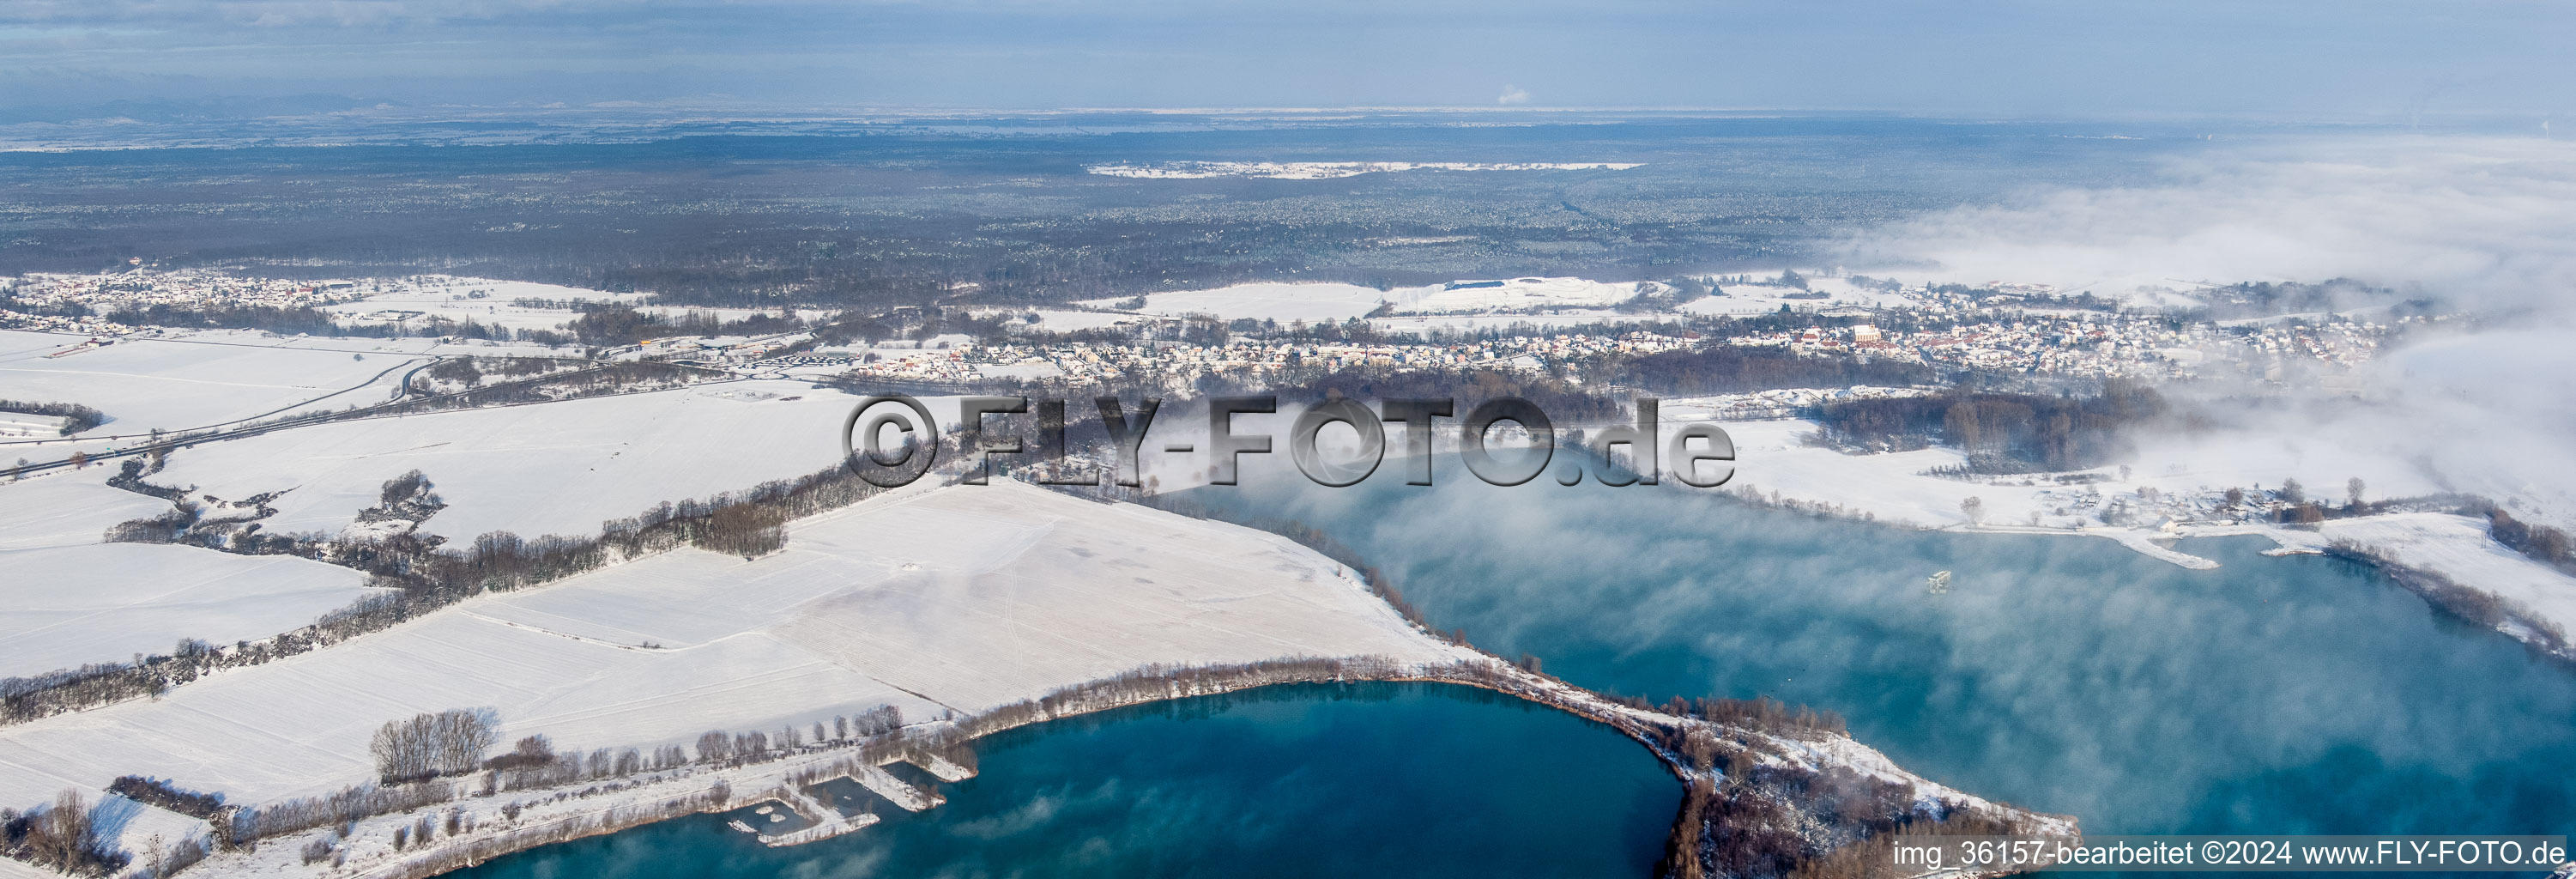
xmin=1182 ymin=461 xmax=2576 ymax=837
xmin=455 ymin=460 xmax=2576 ymax=876
xmin=450 ymin=683 xmax=1678 ymax=879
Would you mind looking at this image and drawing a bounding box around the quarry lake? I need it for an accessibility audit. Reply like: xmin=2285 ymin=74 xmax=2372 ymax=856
xmin=457 ymin=470 xmax=2576 ymax=876
xmin=1184 ymin=468 xmax=2576 ymax=839
xmin=447 ymin=683 xmax=1678 ymax=878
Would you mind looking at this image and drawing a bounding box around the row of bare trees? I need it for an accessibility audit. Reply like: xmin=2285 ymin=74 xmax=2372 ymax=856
xmin=0 ymin=398 xmax=106 ymax=435
xmin=7 ymin=450 xmax=901 ymax=725
xmin=222 ymin=781 xmax=458 ymax=852
xmin=2326 ymin=542 xmax=2572 ymax=658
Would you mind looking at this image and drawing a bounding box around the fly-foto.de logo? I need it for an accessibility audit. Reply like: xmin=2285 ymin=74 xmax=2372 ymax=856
xmin=842 ymin=394 xmax=1736 ymax=489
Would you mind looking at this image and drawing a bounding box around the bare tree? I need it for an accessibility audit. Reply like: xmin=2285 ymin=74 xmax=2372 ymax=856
xmin=371 ymin=708 xmax=499 ymax=783
xmin=21 ymin=788 xmax=120 ymax=874
xmin=695 ymin=730 xmax=732 ymax=764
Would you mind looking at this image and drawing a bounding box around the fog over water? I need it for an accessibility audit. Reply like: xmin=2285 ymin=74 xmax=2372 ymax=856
xmin=1184 ymin=456 xmax=2576 ymax=835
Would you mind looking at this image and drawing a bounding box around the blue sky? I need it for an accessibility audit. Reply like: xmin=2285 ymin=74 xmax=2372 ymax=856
xmin=2 ymin=0 xmax=2571 ymax=120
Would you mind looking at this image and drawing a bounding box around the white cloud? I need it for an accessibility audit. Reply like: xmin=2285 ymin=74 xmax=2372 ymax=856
xmin=1837 ymin=136 xmax=2576 ymax=311
xmin=1497 ymin=84 xmax=1530 ymax=106
xmin=1841 ymin=134 xmax=2576 ymax=526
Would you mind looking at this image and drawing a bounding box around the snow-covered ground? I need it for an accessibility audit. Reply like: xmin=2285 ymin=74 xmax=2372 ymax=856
xmin=321 ymin=278 xmax=826 ymax=332
xmin=0 ymin=543 xmax=377 ymax=677
xmin=0 ymin=480 xmax=1448 ymax=819
xmin=1712 ymin=418 xmax=1998 ymax=525
xmin=0 ymin=330 xmax=423 ymax=438
xmin=1678 ymin=278 xmax=1915 ymax=316
xmin=317 ymin=279 xmax=647 ymax=331
xmin=1391 ymin=277 xmax=1652 ymax=314
xmin=1697 ymin=414 xmax=2576 ymax=647
xmin=1370 ymin=311 xmax=1660 ymax=337
xmin=143 ymin=381 xmax=970 ymax=543
xmin=1000 ymin=309 xmax=1142 ymax=333
xmin=1079 ymin=282 xmax=1391 ymax=324
xmin=0 ymin=470 xmax=172 ymax=550
xmin=2315 ymin=513 xmax=2576 ymax=639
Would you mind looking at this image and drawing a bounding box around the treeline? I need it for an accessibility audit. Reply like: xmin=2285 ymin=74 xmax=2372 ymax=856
xmin=415 ymin=355 xmax=577 ymax=391
xmin=0 ymin=399 xmax=106 ymax=434
xmin=104 ymin=503 xmax=203 ymax=543
xmin=2183 ymin=278 xmax=2400 ymax=321
xmin=388 ymin=361 xmax=720 ymax=411
xmin=563 ymin=303 xmax=813 ymax=346
xmin=1272 ymin=367 xmax=1630 ymax=428
xmin=1818 ymin=382 xmax=2165 ymax=471
xmin=100 ymin=302 xmax=541 ymax=343
xmin=1606 ymin=346 xmax=1937 ymax=396
xmin=227 ymin=779 xmax=458 ymax=846
xmin=1780 ymin=810 xmax=2041 ymax=879
xmin=2480 ymin=506 xmax=2576 ymax=578
xmin=105 ymin=303 xmax=363 ymax=337
xmin=107 ymin=776 xmax=225 ymax=819
xmin=961 ymin=657 xmax=1419 ymax=739
xmin=1650 ymin=733 xmax=2033 ymax=879
xmin=2325 ymin=541 xmax=2572 ymax=660
xmin=1 ymin=658 xmax=201 ymax=726
xmin=10 ymin=450 xmax=892 ymax=725
xmin=1688 ymin=695 xmax=1847 ymax=739
xmin=241 ymin=700 xmax=911 ymax=858
xmin=934 ymin=654 xmax=1943 ymax=879
xmin=320 ymin=785 xmax=729 ymax=879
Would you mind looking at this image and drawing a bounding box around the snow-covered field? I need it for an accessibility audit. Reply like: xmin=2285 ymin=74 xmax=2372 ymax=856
xmin=0 ymin=481 xmax=1450 ymax=819
xmin=144 ymin=381 xmax=970 ymax=543
xmin=1391 ymin=277 xmax=1651 ymax=313
xmin=1370 ymin=311 xmax=1657 ymax=337
xmin=1001 ymin=309 xmax=1142 ymax=333
xmin=0 ymin=543 xmax=376 ymax=677
xmin=318 ymin=280 xmax=644 ymax=332
xmin=322 ymin=278 xmax=827 ymax=332
xmin=1709 ymin=417 xmax=1995 ymax=526
xmin=1079 ymin=282 xmax=1391 ymax=324
xmin=2317 ymin=513 xmax=2576 ymax=637
xmin=1678 ymin=278 xmax=1914 ymax=317
xmin=0 ymin=330 xmax=423 ymax=438
xmin=0 ymin=470 xmax=172 ymax=550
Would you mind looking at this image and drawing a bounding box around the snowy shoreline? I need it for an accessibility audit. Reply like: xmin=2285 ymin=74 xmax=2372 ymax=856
xmin=213 ymin=658 xmax=2067 ymax=879
xmin=1690 ymin=414 xmax=2576 ymax=663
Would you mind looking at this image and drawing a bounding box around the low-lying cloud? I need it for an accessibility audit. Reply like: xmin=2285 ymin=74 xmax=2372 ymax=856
xmin=1841 ymin=133 xmax=2576 ymax=524
xmin=1837 ymin=135 xmax=2576 ymax=314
